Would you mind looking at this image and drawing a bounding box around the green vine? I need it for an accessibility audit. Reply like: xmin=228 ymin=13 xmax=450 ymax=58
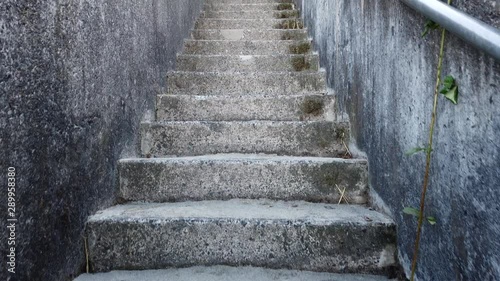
xmin=403 ymin=1 xmax=459 ymax=280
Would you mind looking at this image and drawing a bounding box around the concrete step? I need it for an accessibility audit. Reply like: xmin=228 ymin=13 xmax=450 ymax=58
xmin=183 ymin=40 xmax=312 ymax=55
xmin=75 ymin=266 xmax=392 ymax=281
xmin=176 ymin=54 xmax=319 ymax=72
xmin=204 ymin=3 xmax=296 ymax=11
xmin=119 ymin=155 xmax=368 ymax=204
xmin=166 ymin=71 xmax=326 ymax=95
xmin=195 ymin=19 xmax=304 ymax=30
xmin=190 ymin=29 xmax=307 ymax=40
xmin=156 ymin=94 xmax=334 ymax=121
xmin=86 ymin=200 xmax=397 ymax=273
xmin=140 ymin=121 xmax=349 ymax=157
xmin=205 ymin=0 xmax=293 ymax=4
xmin=200 ymin=10 xmax=299 ymax=19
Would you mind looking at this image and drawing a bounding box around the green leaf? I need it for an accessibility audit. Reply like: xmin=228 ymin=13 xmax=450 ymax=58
xmin=443 ymin=75 xmax=455 ymax=89
xmin=441 ymin=85 xmax=459 ymax=104
xmin=427 ymin=216 xmax=437 ymax=225
xmin=403 ymin=207 xmax=420 ymax=217
xmin=405 ymin=147 xmax=430 ymax=156
xmin=439 ymin=75 xmax=459 ymax=105
xmin=422 ymin=19 xmax=439 ymax=37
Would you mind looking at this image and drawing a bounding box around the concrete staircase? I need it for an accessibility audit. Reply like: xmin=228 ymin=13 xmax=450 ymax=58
xmin=75 ymin=1 xmax=398 ymax=280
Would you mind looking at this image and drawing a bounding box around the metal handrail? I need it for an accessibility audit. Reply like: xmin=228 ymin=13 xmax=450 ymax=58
xmin=401 ymin=0 xmax=500 ymax=61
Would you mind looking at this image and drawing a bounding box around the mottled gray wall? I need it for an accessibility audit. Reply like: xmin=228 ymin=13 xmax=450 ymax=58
xmin=0 ymin=1 xmax=203 ymax=280
xmin=295 ymin=0 xmax=500 ymax=280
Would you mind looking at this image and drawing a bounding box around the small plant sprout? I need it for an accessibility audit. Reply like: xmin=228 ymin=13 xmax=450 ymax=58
xmin=405 ymin=146 xmax=432 ymax=156
xmin=422 ymin=19 xmax=440 ymax=37
xmin=403 ymin=207 xmax=438 ymax=225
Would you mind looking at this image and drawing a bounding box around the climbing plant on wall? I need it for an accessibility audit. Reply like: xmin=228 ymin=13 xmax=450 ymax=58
xmin=403 ymin=1 xmax=459 ymax=280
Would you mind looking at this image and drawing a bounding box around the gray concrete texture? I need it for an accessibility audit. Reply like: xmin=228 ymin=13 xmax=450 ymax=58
xmin=176 ymin=54 xmax=320 ymax=72
xmin=182 ymin=39 xmax=313 ymax=55
xmin=293 ymin=0 xmax=500 ymax=280
xmin=86 ymin=200 xmax=397 ymax=273
xmin=200 ymin=10 xmax=300 ymax=19
xmin=205 ymin=0 xmax=294 ymax=4
xmin=74 ymin=266 xmax=391 ymax=281
xmin=166 ymin=71 xmax=325 ymax=95
xmin=0 ymin=1 xmax=203 ymax=280
xmin=194 ymin=18 xmax=304 ymax=29
xmin=190 ymin=29 xmax=308 ymax=40
xmin=140 ymin=121 xmax=349 ymax=157
xmin=203 ymin=3 xmax=295 ymax=12
xmin=156 ymin=94 xmax=334 ymax=121
xmin=118 ymin=155 xmax=368 ymax=204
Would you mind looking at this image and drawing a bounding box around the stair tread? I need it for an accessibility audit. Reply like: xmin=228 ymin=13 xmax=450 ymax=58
xmin=146 ymin=120 xmax=343 ymax=124
xmin=168 ymin=70 xmax=325 ymax=75
xmin=200 ymin=10 xmax=299 ymax=20
xmin=196 ymin=18 xmax=301 ymax=21
xmin=75 ymin=266 xmax=391 ymax=281
xmin=190 ymin=29 xmax=307 ymax=40
xmin=167 ymin=70 xmax=325 ymax=95
xmin=167 ymin=71 xmax=325 ymax=77
xmin=156 ymin=94 xmax=335 ymax=121
xmin=157 ymin=93 xmax=327 ymax=97
xmin=205 ymin=3 xmax=295 ymax=6
xmin=185 ymin=38 xmax=309 ymax=42
xmin=177 ymin=54 xmax=317 ymax=57
xmin=205 ymin=0 xmax=295 ymax=3
xmin=121 ymin=153 xmax=364 ymax=162
xmin=195 ymin=18 xmax=303 ymax=29
xmin=89 ymin=199 xmax=392 ymax=224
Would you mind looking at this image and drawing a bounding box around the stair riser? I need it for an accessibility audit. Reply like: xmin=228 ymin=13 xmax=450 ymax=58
xmin=191 ymin=29 xmax=307 ymax=40
xmin=183 ymin=40 xmax=312 ymax=55
xmin=200 ymin=10 xmax=299 ymax=19
xmin=141 ymin=121 xmax=348 ymax=157
xmin=195 ymin=19 xmax=304 ymax=30
xmin=87 ymin=219 xmax=396 ymax=273
xmin=156 ymin=95 xmax=334 ymax=121
xmin=176 ymin=55 xmax=319 ymax=72
xmin=119 ymin=158 xmax=368 ymax=203
xmin=204 ymin=4 xmax=295 ymax=11
xmin=166 ymin=72 xmax=326 ymax=95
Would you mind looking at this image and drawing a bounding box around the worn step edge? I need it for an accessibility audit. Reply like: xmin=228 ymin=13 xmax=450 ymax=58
xmin=74 ymin=266 xmax=391 ymax=281
xmin=140 ymin=121 xmax=348 ymax=157
xmin=195 ymin=19 xmax=304 ymax=30
xmin=176 ymin=54 xmax=319 ymax=72
xmin=200 ymin=10 xmax=299 ymax=19
xmin=203 ymin=4 xmax=296 ymax=11
xmin=182 ymin=39 xmax=313 ymax=55
xmin=118 ymin=154 xmax=367 ymax=203
xmin=166 ymin=71 xmax=326 ymax=95
xmin=190 ymin=29 xmax=308 ymax=40
xmin=155 ymin=94 xmax=335 ymax=121
xmin=205 ymin=0 xmax=294 ymax=4
xmin=86 ymin=199 xmax=397 ymax=273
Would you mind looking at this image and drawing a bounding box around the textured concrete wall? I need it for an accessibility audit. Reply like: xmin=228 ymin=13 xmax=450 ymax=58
xmin=0 ymin=1 xmax=203 ymax=280
xmin=295 ymin=0 xmax=500 ymax=280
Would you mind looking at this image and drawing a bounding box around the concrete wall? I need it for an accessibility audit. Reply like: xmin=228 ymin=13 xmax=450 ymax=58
xmin=0 ymin=1 xmax=203 ymax=280
xmin=295 ymin=0 xmax=500 ymax=280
